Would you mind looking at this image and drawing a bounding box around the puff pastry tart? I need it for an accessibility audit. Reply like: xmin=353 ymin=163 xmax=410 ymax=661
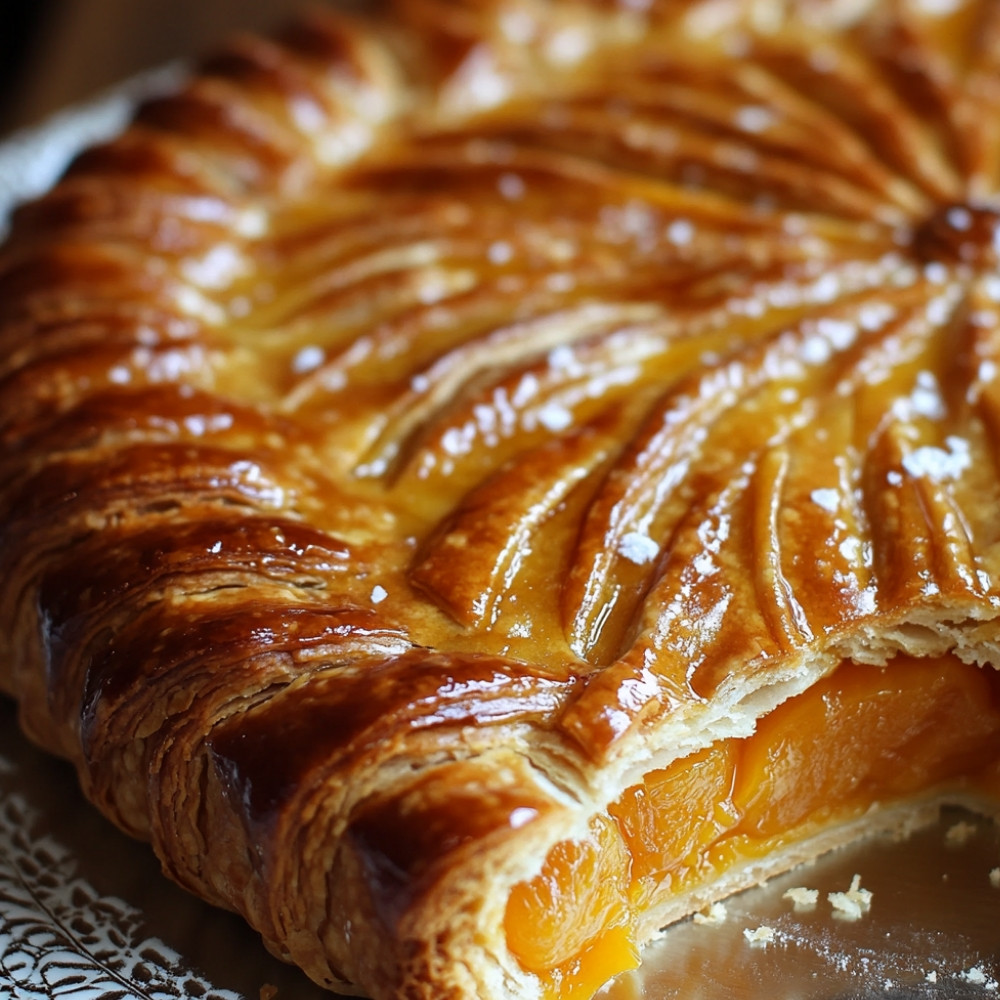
xmin=4 ymin=0 xmax=1000 ymax=997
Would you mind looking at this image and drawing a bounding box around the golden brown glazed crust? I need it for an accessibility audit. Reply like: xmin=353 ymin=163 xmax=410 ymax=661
xmin=3 ymin=0 xmax=1000 ymax=997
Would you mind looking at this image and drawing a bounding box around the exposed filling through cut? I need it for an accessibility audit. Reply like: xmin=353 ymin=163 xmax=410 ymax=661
xmin=504 ymin=654 xmax=1000 ymax=999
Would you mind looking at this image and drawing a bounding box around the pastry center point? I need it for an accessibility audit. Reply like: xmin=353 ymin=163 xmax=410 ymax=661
xmin=913 ymin=202 xmax=1000 ymax=269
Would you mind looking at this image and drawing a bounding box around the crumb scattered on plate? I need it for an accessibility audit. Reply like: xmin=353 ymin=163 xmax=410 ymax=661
xmin=945 ymin=820 xmax=978 ymax=846
xmin=743 ymin=926 xmax=775 ymax=948
xmin=828 ymin=873 xmax=873 ymax=921
xmin=782 ymin=886 xmax=819 ymax=910
xmin=693 ymin=902 xmax=728 ymax=925
xmin=990 ymin=866 xmax=1000 ymax=888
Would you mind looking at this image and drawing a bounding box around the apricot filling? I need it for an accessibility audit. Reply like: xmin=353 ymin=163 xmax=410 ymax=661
xmin=504 ymin=654 xmax=1000 ymax=999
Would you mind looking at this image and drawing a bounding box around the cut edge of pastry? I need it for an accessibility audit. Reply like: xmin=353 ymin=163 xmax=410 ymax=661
xmin=260 ymin=608 xmax=1000 ymax=1000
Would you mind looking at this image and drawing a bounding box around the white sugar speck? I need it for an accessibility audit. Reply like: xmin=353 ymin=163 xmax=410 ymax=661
xmin=370 ymin=585 xmax=388 ymax=604
xmin=859 ymin=302 xmax=895 ymax=331
xmin=984 ymin=274 xmax=1000 ymax=302
xmin=667 ymin=218 xmax=694 ymax=246
xmin=462 ymin=50 xmax=510 ymax=109
xmin=901 ymin=436 xmax=971 ymax=481
xmin=692 ymin=552 xmax=715 ymax=576
xmin=926 ymin=295 xmax=953 ymax=325
xmin=915 ymin=0 xmax=963 ymax=14
xmin=810 ymin=488 xmax=840 ymax=513
xmin=488 ymin=240 xmax=514 ymax=265
xmin=619 ymin=531 xmax=660 ymax=565
xmin=545 ymin=272 xmax=576 ymax=293
xmin=924 ymin=261 xmax=949 ymax=285
xmin=910 ymin=371 xmax=945 ymax=420
xmin=839 ymin=537 xmax=862 ymax=563
xmin=735 ymin=105 xmax=776 ymax=133
xmin=292 ymin=345 xmax=325 ymax=374
xmin=508 ymin=619 xmax=533 ymax=638
xmin=548 ymin=343 xmax=582 ymax=374
xmin=508 ymin=806 xmax=538 ymax=829
xmin=801 ymin=335 xmax=833 ymax=364
xmin=811 ymin=272 xmax=840 ymax=303
xmin=547 ymin=25 xmax=591 ymax=64
xmin=537 ymin=402 xmax=574 ymax=432
xmin=441 ymin=426 xmax=471 ymax=457
xmin=499 ymin=172 xmax=526 ymax=200
xmin=500 ymin=9 xmax=536 ymax=43
xmin=816 ymin=316 xmax=856 ymax=350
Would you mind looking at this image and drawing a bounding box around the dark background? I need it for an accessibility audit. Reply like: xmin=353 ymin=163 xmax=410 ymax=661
xmin=0 ymin=0 xmax=308 ymax=136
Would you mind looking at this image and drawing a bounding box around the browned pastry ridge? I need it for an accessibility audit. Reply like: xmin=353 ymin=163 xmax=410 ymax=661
xmin=3 ymin=1 xmax=1000 ymax=998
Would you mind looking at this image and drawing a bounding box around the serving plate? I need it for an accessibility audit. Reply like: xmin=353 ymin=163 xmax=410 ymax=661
xmin=2 ymin=690 xmax=998 ymax=1000
xmin=0 ymin=67 xmax=998 ymax=1000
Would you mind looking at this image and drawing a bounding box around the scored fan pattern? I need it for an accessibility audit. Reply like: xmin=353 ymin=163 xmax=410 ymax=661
xmin=2 ymin=0 xmax=1000 ymax=996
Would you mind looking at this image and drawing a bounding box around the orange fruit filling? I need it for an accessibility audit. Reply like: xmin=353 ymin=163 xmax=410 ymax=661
xmin=504 ymin=654 xmax=1000 ymax=999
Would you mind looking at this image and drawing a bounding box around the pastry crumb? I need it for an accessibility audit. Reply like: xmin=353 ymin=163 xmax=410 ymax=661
xmin=783 ymin=886 xmax=819 ymax=910
xmin=743 ymin=925 xmax=775 ymax=948
xmin=945 ymin=820 xmax=978 ymax=846
xmin=990 ymin=867 xmax=1000 ymax=888
xmin=828 ymin=873 xmax=872 ymax=921
xmin=693 ymin=902 xmax=728 ymax=925
xmin=260 ymin=986 xmax=279 ymax=1000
